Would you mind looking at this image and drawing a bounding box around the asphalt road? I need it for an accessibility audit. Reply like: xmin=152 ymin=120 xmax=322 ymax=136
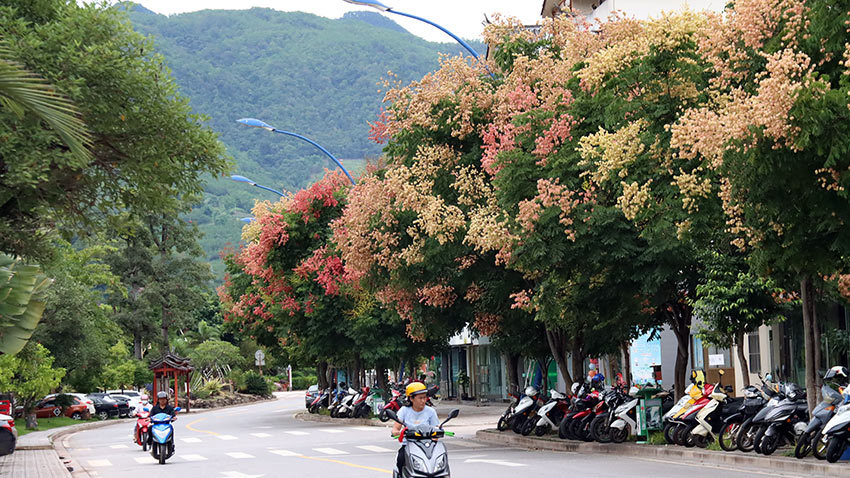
xmin=62 ymin=392 xmax=809 ymax=478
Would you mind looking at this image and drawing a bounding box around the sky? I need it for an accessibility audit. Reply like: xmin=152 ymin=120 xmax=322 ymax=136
xmin=123 ymin=1 xmax=545 ymax=43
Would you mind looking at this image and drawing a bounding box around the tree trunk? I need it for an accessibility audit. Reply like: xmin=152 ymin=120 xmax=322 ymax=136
xmin=537 ymin=358 xmax=549 ymax=395
xmin=352 ymin=354 xmax=362 ymax=389
xmin=133 ymin=334 xmax=142 ymax=360
xmin=161 ymin=305 xmax=171 ymax=350
xmin=376 ymin=365 xmax=388 ymax=396
xmin=801 ymin=276 xmax=817 ymax=413
xmin=735 ymin=329 xmax=750 ymax=387
xmin=317 ymin=361 xmax=329 ymax=389
xmin=570 ymin=339 xmax=585 ymax=385
xmin=621 ymin=342 xmax=632 ymax=387
xmin=504 ymin=352 xmax=520 ymax=396
xmin=667 ymin=303 xmax=692 ymax=399
xmin=546 ymin=328 xmax=574 ymax=391
xmin=813 ymin=297 xmax=822 ymax=401
xmin=25 ymin=413 xmax=37 ymax=430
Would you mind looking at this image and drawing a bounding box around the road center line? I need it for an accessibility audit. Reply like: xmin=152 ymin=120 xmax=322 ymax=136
xmin=298 ymin=455 xmax=392 ymax=474
xmin=185 ymin=416 xmax=220 ymax=436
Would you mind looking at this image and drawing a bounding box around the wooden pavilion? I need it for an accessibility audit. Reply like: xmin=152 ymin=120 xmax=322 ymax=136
xmin=150 ymin=352 xmax=193 ymax=411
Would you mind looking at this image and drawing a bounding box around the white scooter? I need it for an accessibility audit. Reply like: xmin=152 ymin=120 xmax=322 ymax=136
xmin=533 ymin=390 xmax=568 ymax=436
xmin=609 ymin=386 xmax=639 ymax=443
xmin=690 ymin=376 xmax=729 ymax=447
xmin=508 ymin=386 xmax=539 ymax=433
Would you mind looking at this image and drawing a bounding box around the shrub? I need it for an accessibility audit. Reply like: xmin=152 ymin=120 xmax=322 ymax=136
xmin=227 ymin=370 xmax=246 ymax=391
xmin=192 ymin=388 xmax=211 ymax=400
xmin=291 ymin=374 xmax=317 ymax=390
xmin=241 ymin=371 xmax=270 ymax=396
xmin=202 ymin=378 xmax=223 ymax=397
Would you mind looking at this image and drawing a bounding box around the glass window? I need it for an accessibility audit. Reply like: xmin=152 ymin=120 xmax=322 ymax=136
xmin=706 ymin=344 xmax=731 ymax=369
xmin=691 ymin=335 xmax=705 ymax=369
xmin=747 ymin=333 xmax=761 ymax=374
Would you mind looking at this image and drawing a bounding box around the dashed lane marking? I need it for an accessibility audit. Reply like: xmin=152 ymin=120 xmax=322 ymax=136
xmin=180 ymin=437 xmax=202 ymax=443
xmin=88 ymin=459 xmax=112 ymax=467
xmin=134 ymin=457 xmax=157 ymax=464
xmin=353 ymin=426 xmax=380 ymax=431
xmin=356 ymin=445 xmax=394 ymax=453
xmin=216 ymin=434 xmax=239 ymax=440
xmin=250 ymin=432 xmax=272 ymax=438
xmin=225 ymin=452 xmax=255 ymax=459
xmin=269 ymin=449 xmax=301 ymax=457
xmin=284 ymin=431 xmax=309 ymax=436
xmin=181 ymin=454 xmax=208 ymax=461
xmin=317 ymin=428 xmax=344 ymax=434
xmin=108 ymin=444 xmax=128 ymax=449
xmin=313 ymin=447 xmax=348 ymax=455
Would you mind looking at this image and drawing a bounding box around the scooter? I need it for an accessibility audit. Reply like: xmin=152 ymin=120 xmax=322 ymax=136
xmin=333 ymin=387 xmax=359 ymax=418
xmin=736 ymin=378 xmax=784 ymax=452
xmin=134 ymin=408 xmax=151 ymax=451
xmin=381 ymin=387 xmax=405 ymax=423
xmin=794 ymin=382 xmax=842 ymax=459
xmin=532 ymin=390 xmax=569 ymax=436
xmin=496 ymin=389 xmax=521 ymax=431
xmin=822 ymin=386 xmax=850 ymax=462
xmin=148 ymin=407 xmax=181 ymax=465
xmin=387 ymin=408 xmax=459 ymax=478
xmin=717 ymin=384 xmax=766 ymax=451
xmin=754 ymin=382 xmax=807 ymax=455
xmin=589 ymin=386 xmax=628 ymax=443
xmin=688 ymin=372 xmax=734 ymax=448
xmin=509 ymin=386 xmax=540 ymax=434
xmin=309 ymin=388 xmax=331 ymax=414
xmin=609 ymin=386 xmax=640 ymax=443
xmin=352 ymin=386 xmax=372 ymax=418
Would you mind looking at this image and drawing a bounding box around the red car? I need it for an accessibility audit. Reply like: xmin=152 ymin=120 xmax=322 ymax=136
xmin=33 ymin=396 xmax=89 ymax=420
xmin=0 ymin=413 xmax=16 ymax=456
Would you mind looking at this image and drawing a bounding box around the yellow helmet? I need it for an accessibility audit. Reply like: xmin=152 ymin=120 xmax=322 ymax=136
xmin=406 ymin=382 xmax=427 ymax=397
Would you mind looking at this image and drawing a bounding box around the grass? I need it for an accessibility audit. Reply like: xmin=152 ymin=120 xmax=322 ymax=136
xmin=16 ymin=417 xmax=98 ymax=437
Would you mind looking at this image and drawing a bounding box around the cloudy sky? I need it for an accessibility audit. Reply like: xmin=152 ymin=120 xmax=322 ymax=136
xmin=124 ymin=1 xmax=543 ymax=42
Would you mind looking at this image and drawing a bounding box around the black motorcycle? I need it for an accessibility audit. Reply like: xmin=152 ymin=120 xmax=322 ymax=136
xmin=753 ymin=383 xmax=807 ymax=455
xmin=718 ymin=385 xmax=767 ymax=451
xmin=794 ymin=383 xmax=842 ymax=459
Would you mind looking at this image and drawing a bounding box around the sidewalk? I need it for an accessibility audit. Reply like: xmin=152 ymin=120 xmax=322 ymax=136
xmin=475 ymin=428 xmax=849 ymax=475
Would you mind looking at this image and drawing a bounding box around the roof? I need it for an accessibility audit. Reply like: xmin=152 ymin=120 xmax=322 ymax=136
xmin=149 ymin=352 xmax=193 ymax=372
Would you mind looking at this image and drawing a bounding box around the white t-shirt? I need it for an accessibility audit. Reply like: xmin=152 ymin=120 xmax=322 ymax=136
xmin=397 ymin=405 xmax=439 ymax=445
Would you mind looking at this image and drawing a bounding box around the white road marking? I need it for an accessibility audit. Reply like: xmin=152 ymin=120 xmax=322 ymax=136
xmin=284 ymin=430 xmax=309 ymax=436
xmin=181 ymin=454 xmax=208 ymax=461
xmin=134 ymin=457 xmax=157 ymax=464
xmin=181 ymin=437 xmax=202 ymax=443
xmin=108 ymin=444 xmax=128 ymax=449
xmin=356 ymin=445 xmax=394 ymax=453
xmin=217 ymin=434 xmax=239 ymax=440
xmin=225 ymin=452 xmax=255 ymax=459
xmin=255 ymin=426 xmax=273 ymax=429
xmin=269 ymin=449 xmax=301 ymax=457
xmin=450 ymin=440 xmax=486 ymax=447
xmin=250 ymin=432 xmax=272 ymax=438
xmin=464 ymin=458 xmax=526 ymax=467
xmin=88 ymin=459 xmax=113 ymax=467
xmin=353 ymin=426 xmax=379 ymax=431
xmin=219 ymin=472 xmax=265 ymax=478
xmin=317 ymin=428 xmax=344 ymax=434
xmin=313 ymin=447 xmax=348 ymax=455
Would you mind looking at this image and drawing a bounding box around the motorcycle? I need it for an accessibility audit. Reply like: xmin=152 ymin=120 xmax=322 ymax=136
xmin=558 ymin=383 xmax=601 ymax=440
xmin=496 ymin=389 xmax=521 ymax=432
xmin=148 ymin=407 xmax=181 ymax=465
xmin=531 ymin=390 xmax=569 ymax=437
xmin=688 ymin=372 xmax=738 ymax=448
xmin=670 ymin=382 xmax=716 ymax=446
xmin=509 ymin=386 xmax=540 ymax=434
xmin=309 ymin=388 xmax=331 ymax=414
xmin=753 ymin=382 xmax=807 ymax=455
xmin=589 ymin=386 xmax=628 ymax=443
xmin=736 ymin=379 xmax=784 ymax=452
xmin=662 ymin=370 xmax=708 ymax=444
xmin=822 ymin=385 xmax=850 ymax=462
xmin=134 ymin=408 xmax=151 ymax=451
xmin=333 ymin=387 xmax=359 ymax=418
xmin=387 ymin=408 xmax=459 ymax=478
xmin=717 ymin=384 xmax=766 ymax=451
xmin=352 ymin=386 xmax=372 ymax=418
xmin=794 ymin=382 xmax=842 ymax=459
xmin=609 ymin=386 xmax=641 ymax=443
xmin=381 ymin=387 xmax=405 ymax=423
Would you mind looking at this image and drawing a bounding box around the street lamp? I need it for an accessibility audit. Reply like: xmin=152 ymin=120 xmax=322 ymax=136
xmin=236 ymin=118 xmax=356 ymax=185
xmin=343 ymin=0 xmax=483 ymax=60
xmin=230 ymin=174 xmax=285 ymax=197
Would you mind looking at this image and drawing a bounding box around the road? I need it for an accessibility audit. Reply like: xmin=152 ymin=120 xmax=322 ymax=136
xmin=62 ymin=392 xmax=808 ymax=478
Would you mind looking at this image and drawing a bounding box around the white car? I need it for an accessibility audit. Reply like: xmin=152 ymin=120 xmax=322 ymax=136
xmin=108 ymin=391 xmax=143 ymax=417
xmin=44 ymin=393 xmax=95 ymax=416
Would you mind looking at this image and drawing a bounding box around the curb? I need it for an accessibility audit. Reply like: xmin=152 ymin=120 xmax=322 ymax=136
xmin=294 ymin=411 xmax=390 ymax=427
xmin=16 ymin=419 xmax=124 ymax=451
xmin=475 ymin=429 xmax=848 ymax=474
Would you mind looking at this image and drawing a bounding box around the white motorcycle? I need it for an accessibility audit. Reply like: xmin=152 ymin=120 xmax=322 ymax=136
xmin=609 ymin=386 xmax=640 ymax=443
xmin=532 ymin=390 xmax=569 ymax=436
xmin=509 ymin=386 xmax=540 ymax=434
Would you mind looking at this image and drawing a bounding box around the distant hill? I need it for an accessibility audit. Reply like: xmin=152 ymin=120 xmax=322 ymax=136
xmin=121 ymin=4 xmax=485 ymax=279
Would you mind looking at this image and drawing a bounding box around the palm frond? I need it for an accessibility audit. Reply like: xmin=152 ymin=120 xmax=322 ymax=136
xmin=0 ymin=253 xmax=52 ymax=355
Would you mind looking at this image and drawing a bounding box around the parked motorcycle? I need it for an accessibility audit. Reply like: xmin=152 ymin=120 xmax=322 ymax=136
xmin=608 ymin=386 xmax=641 ymax=443
xmin=688 ymin=372 xmax=739 ymax=448
xmin=717 ymin=384 xmax=767 ymax=451
xmin=820 ymin=366 xmax=850 ymax=463
xmin=509 ymin=386 xmax=540 ymax=434
xmin=752 ymin=382 xmax=807 ymax=455
xmin=736 ymin=379 xmax=784 ymax=452
xmin=309 ymin=388 xmax=331 ymax=414
xmin=662 ymin=370 xmax=707 ymax=444
xmin=381 ymin=387 xmax=405 ymax=423
xmin=386 ymin=408 xmax=459 ymax=478
xmin=149 ymin=407 xmax=181 ymax=465
xmin=794 ymin=382 xmax=842 ymax=459
xmin=496 ymin=389 xmax=521 ymax=432
xmin=532 ymin=390 xmax=570 ymax=436
xmin=671 ymin=382 xmax=716 ymax=446
xmin=352 ymin=386 xmax=372 ymax=418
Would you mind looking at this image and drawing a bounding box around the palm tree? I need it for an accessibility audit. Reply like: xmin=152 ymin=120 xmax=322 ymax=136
xmin=0 ymin=43 xmax=91 ymax=161
xmin=0 ymin=253 xmax=52 ymax=355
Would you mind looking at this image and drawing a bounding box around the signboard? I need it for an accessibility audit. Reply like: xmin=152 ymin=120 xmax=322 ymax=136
xmin=708 ymin=354 xmax=725 ymax=367
xmin=630 ymin=333 xmax=662 ymax=385
xmin=255 ymin=349 xmax=266 ymax=366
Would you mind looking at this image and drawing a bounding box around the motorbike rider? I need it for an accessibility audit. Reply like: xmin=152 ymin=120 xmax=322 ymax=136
xmin=150 ymin=391 xmax=177 ymax=418
xmin=133 ymin=394 xmax=151 ymax=444
xmin=391 ymin=382 xmax=439 ymax=473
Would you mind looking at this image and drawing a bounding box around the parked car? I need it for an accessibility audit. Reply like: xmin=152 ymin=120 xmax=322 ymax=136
xmin=0 ymin=413 xmax=16 ymax=456
xmin=110 ymin=393 xmax=142 ymax=417
xmin=305 ymin=385 xmax=319 ymax=409
xmin=90 ymin=396 xmax=120 ymax=421
xmin=44 ymin=393 xmax=95 ymax=416
xmin=87 ymin=393 xmax=130 ymax=418
xmin=32 ymin=397 xmax=88 ymax=420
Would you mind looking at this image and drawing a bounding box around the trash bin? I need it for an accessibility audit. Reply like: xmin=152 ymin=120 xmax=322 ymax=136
xmin=635 ymin=387 xmax=664 ymax=443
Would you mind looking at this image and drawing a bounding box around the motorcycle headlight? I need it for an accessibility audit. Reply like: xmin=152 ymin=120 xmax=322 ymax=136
xmin=152 ymin=427 xmax=170 ymax=441
xmin=410 ymin=455 xmax=428 ymax=473
xmin=435 ymin=453 xmax=447 ymax=472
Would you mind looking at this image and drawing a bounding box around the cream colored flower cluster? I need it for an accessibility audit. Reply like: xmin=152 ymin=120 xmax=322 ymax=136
xmin=578 ymin=120 xmax=646 ymax=184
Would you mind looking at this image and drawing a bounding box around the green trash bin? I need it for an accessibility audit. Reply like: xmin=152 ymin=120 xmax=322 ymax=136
xmin=635 ymin=387 xmax=664 ymax=443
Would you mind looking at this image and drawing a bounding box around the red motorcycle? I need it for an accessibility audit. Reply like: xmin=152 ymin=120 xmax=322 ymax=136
xmin=379 ymin=387 xmax=404 ymax=422
xmin=352 ymin=386 xmax=372 ymax=418
xmin=134 ymin=408 xmax=151 ymax=451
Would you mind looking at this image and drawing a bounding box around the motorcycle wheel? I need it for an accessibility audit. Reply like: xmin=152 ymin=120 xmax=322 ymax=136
xmin=718 ymin=421 xmax=740 ymax=451
xmin=682 ymin=425 xmax=698 ymax=448
xmin=736 ymin=418 xmax=755 ymax=452
xmin=752 ymin=425 xmax=768 ymax=454
xmin=662 ymin=422 xmax=676 ymax=445
xmin=142 ymin=432 xmax=148 ymax=452
xmin=157 ymin=444 xmax=166 ymax=464
xmin=826 ymin=436 xmax=846 ymax=463
xmin=497 ymin=415 xmax=510 ymax=431
xmin=512 ymin=416 xmax=526 ymax=434
xmin=793 ymin=432 xmax=811 ymax=459
xmin=534 ymin=424 xmax=550 ymax=437
xmin=590 ymin=415 xmax=611 ymax=443
xmin=558 ymin=417 xmax=572 ymax=440
xmin=610 ymin=424 xmax=629 ymax=444
xmin=693 ymin=433 xmax=711 ymax=448
xmin=380 ymin=409 xmax=391 ymax=423
xmin=568 ymin=418 xmax=584 ymax=441
xmin=520 ymin=417 xmax=536 ymax=436
xmin=812 ymin=430 xmax=827 ymax=460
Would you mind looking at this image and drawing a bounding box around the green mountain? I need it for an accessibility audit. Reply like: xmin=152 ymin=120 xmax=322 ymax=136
xmin=122 ymin=5 xmax=485 ymax=278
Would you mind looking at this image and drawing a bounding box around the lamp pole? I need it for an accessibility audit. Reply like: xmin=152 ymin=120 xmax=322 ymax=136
xmin=230 ymin=174 xmax=285 ymax=197
xmin=343 ymin=0 xmax=484 ymax=60
xmin=236 ymin=118 xmax=356 ymax=185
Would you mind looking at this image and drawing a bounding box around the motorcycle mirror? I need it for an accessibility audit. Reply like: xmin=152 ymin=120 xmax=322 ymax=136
xmin=174 ymin=407 xmax=182 ymax=412
xmin=439 ymin=409 xmax=460 ymax=428
xmin=384 ymin=409 xmax=403 ymax=425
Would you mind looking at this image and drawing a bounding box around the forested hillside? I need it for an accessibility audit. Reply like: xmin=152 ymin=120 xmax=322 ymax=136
xmin=123 ymin=4 xmax=485 ymax=277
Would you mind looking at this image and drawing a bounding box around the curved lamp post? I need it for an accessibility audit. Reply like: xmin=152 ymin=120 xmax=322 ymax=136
xmin=236 ymin=118 xmax=356 ymax=185
xmin=230 ymin=174 xmax=285 ymax=197
xmin=343 ymin=0 xmax=483 ymax=60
